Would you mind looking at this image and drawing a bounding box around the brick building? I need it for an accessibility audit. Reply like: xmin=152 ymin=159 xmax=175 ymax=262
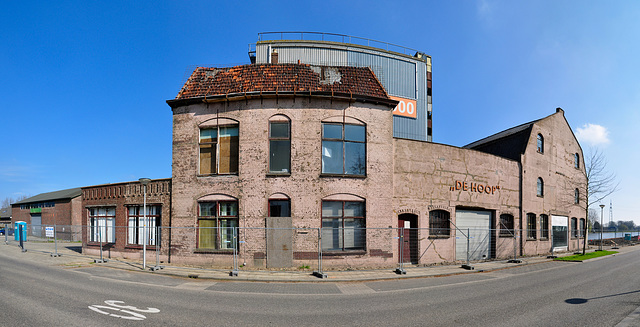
xmin=11 ymin=188 xmax=83 ymax=240
xmin=81 ymin=179 xmax=171 ymax=260
xmin=165 ymin=62 xmax=586 ymax=269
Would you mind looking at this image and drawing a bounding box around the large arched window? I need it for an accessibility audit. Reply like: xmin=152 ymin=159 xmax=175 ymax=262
xmin=197 ymin=194 xmax=238 ymax=250
xmin=536 ymin=134 xmax=544 ymax=153
xmin=526 ymin=213 xmax=537 ymax=240
xmin=429 ymin=210 xmax=450 ymax=237
xmin=537 ymin=177 xmax=544 ymax=197
xmin=199 ymin=118 xmax=239 ymax=175
xmin=321 ymin=194 xmax=366 ymax=251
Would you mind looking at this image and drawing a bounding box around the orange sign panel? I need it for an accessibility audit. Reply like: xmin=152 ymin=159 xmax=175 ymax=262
xmin=390 ymin=96 xmax=417 ymax=119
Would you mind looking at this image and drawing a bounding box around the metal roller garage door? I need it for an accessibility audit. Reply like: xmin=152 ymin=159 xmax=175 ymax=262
xmin=455 ymin=210 xmax=492 ymax=261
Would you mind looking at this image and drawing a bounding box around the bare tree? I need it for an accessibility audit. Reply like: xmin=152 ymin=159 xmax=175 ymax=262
xmin=579 ymin=148 xmax=619 ymax=254
xmin=1 ymin=195 xmax=29 ymax=209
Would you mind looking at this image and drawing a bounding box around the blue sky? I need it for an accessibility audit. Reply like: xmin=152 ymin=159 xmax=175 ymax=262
xmin=2 ymin=1 xmax=638 ymax=223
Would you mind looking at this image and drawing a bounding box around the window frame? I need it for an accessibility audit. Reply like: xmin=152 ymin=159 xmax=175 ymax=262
xmin=429 ymin=210 xmax=451 ymax=238
xmin=540 ymin=214 xmax=549 ymax=239
xmin=268 ymin=199 xmax=291 ymax=217
xmin=574 ymin=153 xmax=580 ymax=169
xmin=574 ymin=188 xmax=580 ymax=204
xmin=536 ymin=134 xmax=544 ymax=153
xmin=268 ymin=116 xmax=291 ymax=175
xmin=321 ymin=200 xmax=366 ymax=252
xmin=571 ymin=217 xmax=578 ymax=239
xmin=88 ymin=207 xmax=116 ymax=243
xmin=537 ymin=177 xmax=544 ymax=197
xmin=126 ymin=205 xmax=161 ymax=246
xmin=499 ymin=214 xmax=515 ymax=237
xmin=197 ymin=201 xmax=239 ymax=250
xmin=527 ymin=213 xmax=537 ymax=240
xmin=321 ymin=122 xmax=366 ymax=177
xmin=198 ymin=123 xmax=239 ymax=176
xmin=579 ymin=218 xmax=586 ymax=238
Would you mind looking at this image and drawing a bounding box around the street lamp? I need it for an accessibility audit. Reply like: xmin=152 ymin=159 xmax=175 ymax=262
xmin=599 ymin=204 xmax=605 ymax=251
xmin=139 ymin=178 xmax=151 ymax=270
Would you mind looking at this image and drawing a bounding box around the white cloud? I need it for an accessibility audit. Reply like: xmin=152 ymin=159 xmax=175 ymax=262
xmin=576 ymin=123 xmax=610 ymax=146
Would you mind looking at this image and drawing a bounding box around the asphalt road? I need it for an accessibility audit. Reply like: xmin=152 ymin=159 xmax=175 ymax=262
xmin=2 ymin=247 xmax=640 ymax=326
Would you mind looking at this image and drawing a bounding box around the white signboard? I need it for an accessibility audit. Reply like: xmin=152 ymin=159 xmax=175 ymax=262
xmin=45 ymin=226 xmax=54 ymax=238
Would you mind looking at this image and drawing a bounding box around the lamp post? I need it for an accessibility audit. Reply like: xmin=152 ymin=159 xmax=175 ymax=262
xmin=599 ymin=204 xmax=605 ymax=251
xmin=139 ymin=178 xmax=151 ymax=270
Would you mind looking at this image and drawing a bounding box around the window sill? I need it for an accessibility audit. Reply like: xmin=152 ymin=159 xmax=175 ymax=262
xmin=540 ymin=237 xmax=549 ymax=241
xmin=194 ymin=249 xmax=234 ymax=254
xmin=197 ymin=173 xmax=239 ymax=178
xmin=526 ymin=238 xmax=537 ymax=241
xmin=320 ymin=174 xmax=366 ymax=179
xmin=87 ymin=242 xmax=115 ymax=247
xmin=125 ymin=245 xmax=159 ymax=250
xmin=499 ymin=234 xmax=515 ymax=238
xmin=428 ymin=235 xmax=450 ymax=239
xmin=266 ymin=172 xmax=291 ymax=177
xmin=322 ymin=250 xmax=366 ymax=256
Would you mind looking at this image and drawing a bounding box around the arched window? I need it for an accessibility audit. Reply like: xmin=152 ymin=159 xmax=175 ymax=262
xmin=197 ymin=194 xmax=238 ymax=250
xmin=536 ymin=134 xmax=544 ymax=153
xmin=429 ymin=210 xmax=450 ymax=237
xmin=321 ymin=194 xmax=366 ymax=251
xmin=540 ymin=214 xmax=549 ymax=239
xmin=571 ymin=217 xmax=578 ymax=238
xmin=579 ymin=218 xmax=586 ymax=238
xmin=269 ymin=115 xmax=291 ymax=174
xmin=198 ymin=118 xmax=239 ymax=175
xmin=499 ymin=214 xmax=515 ymax=237
xmin=526 ymin=213 xmax=537 ymax=239
xmin=574 ymin=153 xmax=580 ymax=169
xmin=537 ymin=177 xmax=544 ymax=197
xmin=268 ymin=193 xmax=291 ymax=217
xmin=321 ymin=116 xmax=366 ymax=176
xmin=574 ymin=188 xmax=580 ymax=204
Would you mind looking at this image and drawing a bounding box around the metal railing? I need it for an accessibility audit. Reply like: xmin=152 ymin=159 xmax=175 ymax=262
xmin=248 ymin=31 xmax=423 ymax=58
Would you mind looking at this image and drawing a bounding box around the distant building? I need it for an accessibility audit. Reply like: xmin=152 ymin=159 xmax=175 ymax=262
xmin=11 ymin=188 xmax=83 ymax=240
xmin=0 ymin=207 xmax=11 ymax=226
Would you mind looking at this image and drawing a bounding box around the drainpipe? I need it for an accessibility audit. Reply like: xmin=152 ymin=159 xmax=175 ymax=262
xmin=518 ymin=161 xmax=524 ymax=256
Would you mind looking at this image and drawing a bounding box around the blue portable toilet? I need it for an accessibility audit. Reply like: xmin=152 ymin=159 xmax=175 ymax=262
xmin=14 ymin=221 xmax=27 ymax=241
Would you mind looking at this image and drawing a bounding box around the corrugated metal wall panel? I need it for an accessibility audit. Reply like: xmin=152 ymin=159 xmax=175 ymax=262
xmin=255 ymin=42 xmax=429 ymax=142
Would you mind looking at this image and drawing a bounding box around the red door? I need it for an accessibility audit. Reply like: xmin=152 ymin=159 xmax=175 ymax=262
xmin=398 ymin=214 xmax=418 ymax=263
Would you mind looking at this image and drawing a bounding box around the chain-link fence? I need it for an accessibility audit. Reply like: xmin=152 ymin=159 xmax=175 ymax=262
xmin=8 ymin=223 xmax=639 ymax=276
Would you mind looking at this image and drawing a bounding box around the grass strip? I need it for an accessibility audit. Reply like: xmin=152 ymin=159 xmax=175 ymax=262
xmin=554 ymin=250 xmax=618 ymax=261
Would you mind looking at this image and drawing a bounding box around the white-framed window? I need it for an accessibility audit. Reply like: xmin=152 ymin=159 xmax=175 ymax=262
xmin=89 ymin=207 xmax=115 ymax=243
xmin=127 ymin=205 xmax=161 ymax=246
xmin=321 ymin=122 xmax=366 ymax=176
xmin=321 ymin=200 xmax=365 ymax=251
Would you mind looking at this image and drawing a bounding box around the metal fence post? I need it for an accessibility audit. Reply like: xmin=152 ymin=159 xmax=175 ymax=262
xmin=51 ymin=224 xmax=61 ymax=257
xmin=19 ymin=224 xmax=26 ymax=252
xmin=313 ymin=227 xmax=327 ymax=278
xmin=230 ymin=227 xmax=239 ymax=276
xmin=151 ymin=226 xmax=164 ymax=271
xmin=395 ymin=228 xmax=406 ymax=274
xmin=94 ymin=223 xmax=107 ymax=263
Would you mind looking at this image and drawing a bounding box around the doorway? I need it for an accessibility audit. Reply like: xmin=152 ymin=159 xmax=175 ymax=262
xmin=398 ymin=214 xmax=418 ymax=264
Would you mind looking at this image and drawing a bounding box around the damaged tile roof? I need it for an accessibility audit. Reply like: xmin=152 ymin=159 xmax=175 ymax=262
xmin=174 ymin=64 xmax=390 ymax=101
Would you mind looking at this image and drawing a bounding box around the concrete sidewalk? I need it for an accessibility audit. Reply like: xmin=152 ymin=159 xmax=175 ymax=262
xmin=2 ymin=239 xmax=632 ymax=283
